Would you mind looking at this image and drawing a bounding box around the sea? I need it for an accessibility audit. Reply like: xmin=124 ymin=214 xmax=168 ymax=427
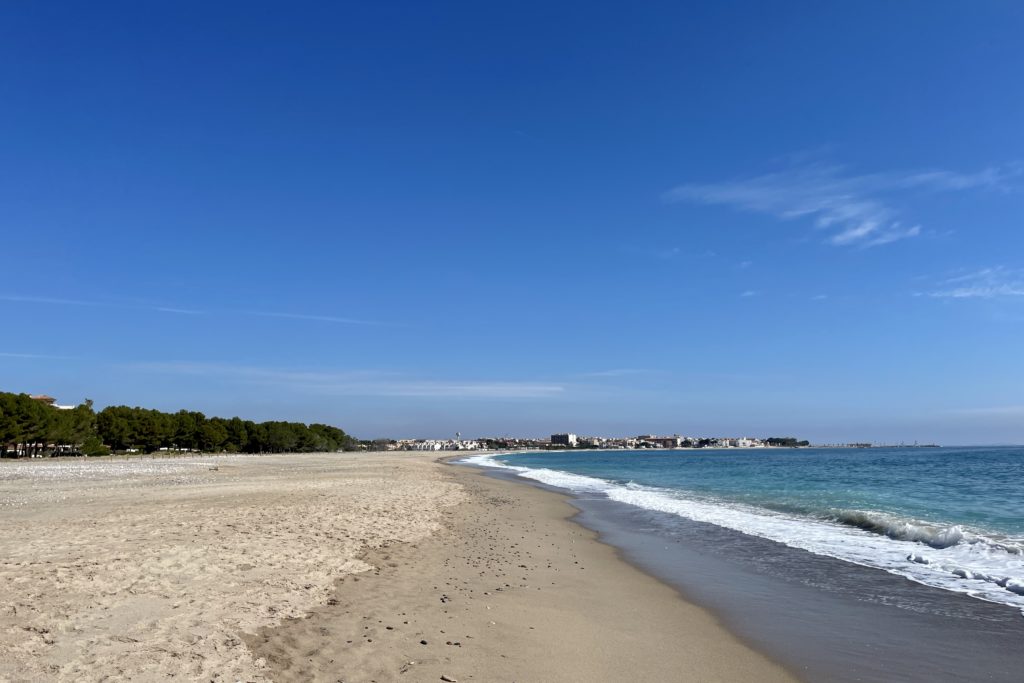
xmin=461 ymin=446 xmax=1024 ymax=682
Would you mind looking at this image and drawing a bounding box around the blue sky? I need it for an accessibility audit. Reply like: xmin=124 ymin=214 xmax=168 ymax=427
xmin=2 ymin=2 xmax=1023 ymax=443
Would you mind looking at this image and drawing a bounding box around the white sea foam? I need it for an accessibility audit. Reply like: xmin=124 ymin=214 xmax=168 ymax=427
xmin=463 ymin=453 xmax=1024 ymax=614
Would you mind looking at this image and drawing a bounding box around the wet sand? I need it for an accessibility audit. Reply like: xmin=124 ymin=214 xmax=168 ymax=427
xmin=570 ymin=489 xmax=1024 ymax=683
xmin=249 ymin=460 xmax=796 ymax=682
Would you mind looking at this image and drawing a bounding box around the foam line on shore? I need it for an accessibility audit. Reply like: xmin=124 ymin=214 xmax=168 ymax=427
xmin=462 ymin=454 xmax=1024 ymax=614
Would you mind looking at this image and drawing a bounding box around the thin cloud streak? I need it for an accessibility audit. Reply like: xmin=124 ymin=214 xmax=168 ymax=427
xmin=0 ymin=294 xmax=378 ymax=325
xmin=154 ymin=307 xmax=206 ymax=315
xmin=922 ymin=267 xmax=1024 ymax=299
xmin=129 ymin=361 xmax=565 ymax=399
xmin=946 ymin=405 xmax=1024 ymax=418
xmin=576 ymin=368 xmax=649 ymax=378
xmin=244 ymin=310 xmax=381 ymax=325
xmin=665 ymin=162 xmax=1019 ymax=248
xmin=0 ymin=295 xmax=105 ymax=307
xmin=625 ymin=245 xmax=683 ymax=260
xmin=0 ymin=351 xmax=76 ymax=360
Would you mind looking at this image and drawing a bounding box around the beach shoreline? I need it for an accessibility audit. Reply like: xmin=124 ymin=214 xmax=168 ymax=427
xmin=1 ymin=451 xmax=797 ymax=682
xmin=469 ymin=452 xmax=1024 ymax=683
xmin=249 ymin=456 xmax=797 ymax=682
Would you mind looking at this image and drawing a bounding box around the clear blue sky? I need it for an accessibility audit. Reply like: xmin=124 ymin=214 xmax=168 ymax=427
xmin=2 ymin=2 xmax=1023 ymax=443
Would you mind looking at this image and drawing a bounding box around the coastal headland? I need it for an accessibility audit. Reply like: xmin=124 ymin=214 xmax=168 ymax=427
xmin=0 ymin=452 xmax=794 ymax=682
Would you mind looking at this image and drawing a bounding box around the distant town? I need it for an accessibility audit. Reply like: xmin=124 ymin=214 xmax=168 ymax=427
xmin=385 ymin=433 xmax=812 ymax=451
xmin=379 ymin=434 xmax=940 ymax=451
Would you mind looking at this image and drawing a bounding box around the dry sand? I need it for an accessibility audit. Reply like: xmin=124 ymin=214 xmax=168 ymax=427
xmin=1 ymin=453 xmax=797 ymax=682
xmin=0 ymin=453 xmax=464 ymax=681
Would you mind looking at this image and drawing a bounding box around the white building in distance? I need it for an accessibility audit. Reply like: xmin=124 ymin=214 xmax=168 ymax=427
xmin=551 ymin=433 xmax=578 ymax=447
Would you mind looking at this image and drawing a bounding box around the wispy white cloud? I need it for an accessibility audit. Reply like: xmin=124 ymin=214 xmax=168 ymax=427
xmin=946 ymin=405 xmax=1024 ymax=418
xmin=371 ymin=382 xmax=562 ymax=399
xmin=576 ymin=368 xmax=649 ymax=378
xmin=811 ymin=294 xmax=828 ymax=301
xmin=740 ymin=290 xmax=758 ymax=297
xmin=0 ymin=294 xmax=377 ymax=325
xmin=244 ymin=310 xmax=379 ymax=325
xmin=895 ymin=167 xmax=1019 ymax=192
xmin=129 ymin=361 xmax=565 ymax=399
xmin=626 ymin=244 xmax=724 ymax=261
xmin=0 ymin=295 xmax=104 ymax=307
xmin=921 ymin=267 xmax=1024 ymax=299
xmin=665 ymin=162 xmax=1020 ymax=248
xmin=0 ymin=351 xmax=75 ymax=360
xmin=626 ymin=245 xmax=683 ymax=260
xmin=153 ymin=307 xmax=206 ymax=315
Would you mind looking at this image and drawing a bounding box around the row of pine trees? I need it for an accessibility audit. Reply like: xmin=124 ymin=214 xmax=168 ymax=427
xmin=0 ymin=391 xmax=356 ymax=457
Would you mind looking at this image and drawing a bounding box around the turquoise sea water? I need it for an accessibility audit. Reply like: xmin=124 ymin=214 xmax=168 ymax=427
xmin=466 ymin=446 xmax=1024 ymax=612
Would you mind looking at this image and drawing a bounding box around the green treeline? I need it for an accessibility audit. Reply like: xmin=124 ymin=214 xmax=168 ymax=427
xmin=0 ymin=393 xmax=101 ymax=457
xmin=765 ymin=437 xmax=811 ymax=447
xmin=0 ymin=391 xmax=356 ymax=457
xmin=95 ymin=406 xmax=355 ymax=453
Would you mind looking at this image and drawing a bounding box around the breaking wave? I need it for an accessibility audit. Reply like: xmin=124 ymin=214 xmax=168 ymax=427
xmin=461 ymin=453 xmax=1024 ymax=614
xmin=831 ymin=510 xmax=967 ymax=549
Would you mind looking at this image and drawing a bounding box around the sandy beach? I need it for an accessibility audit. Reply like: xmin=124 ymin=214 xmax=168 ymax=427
xmin=0 ymin=453 xmax=794 ymax=682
